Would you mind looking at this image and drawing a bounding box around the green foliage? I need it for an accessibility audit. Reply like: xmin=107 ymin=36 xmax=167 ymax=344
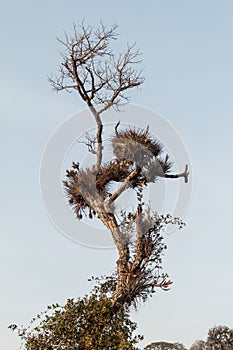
xmin=9 ymin=278 xmax=143 ymax=350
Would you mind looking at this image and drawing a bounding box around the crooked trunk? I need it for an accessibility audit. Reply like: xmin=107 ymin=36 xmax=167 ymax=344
xmin=94 ymin=210 xmax=131 ymax=305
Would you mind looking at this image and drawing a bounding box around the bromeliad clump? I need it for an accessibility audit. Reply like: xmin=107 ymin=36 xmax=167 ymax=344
xmin=63 ymin=124 xmax=184 ymax=221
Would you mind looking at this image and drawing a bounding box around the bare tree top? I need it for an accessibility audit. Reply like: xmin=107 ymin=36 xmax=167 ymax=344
xmin=48 ymin=21 xmax=144 ymax=114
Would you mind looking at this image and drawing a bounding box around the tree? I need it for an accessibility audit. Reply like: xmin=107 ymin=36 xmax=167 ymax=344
xmin=52 ymin=20 xmax=188 ymax=308
xmin=189 ymin=340 xmax=206 ymax=350
xmin=10 ymin=21 xmax=189 ymax=348
xmin=144 ymin=341 xmax=187 ymax=350
xmin=206 ymin=325 xmax=233 ymax=350
xmin=9 ymin=278 xmax=143 ymax=350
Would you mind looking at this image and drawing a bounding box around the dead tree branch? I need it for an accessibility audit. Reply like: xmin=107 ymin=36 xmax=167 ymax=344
xmin=49 ymin=21 xmax=144 ymax=173
xmin=164 ymin=164 xmax=189 ymax=183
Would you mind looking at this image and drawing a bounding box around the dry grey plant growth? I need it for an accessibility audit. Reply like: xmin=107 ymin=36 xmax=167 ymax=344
xmin=189 ymin=325 xmax=233 ymax=350
xmin=189 ymin=340 xmax=206 ymax=350
xmin=206 ymin=325 xmax=233 ymax=350
xmin=144 ymin=341 xmax=187 ymax=350
xmin=50 ymin=21 xmax=189 ymax=309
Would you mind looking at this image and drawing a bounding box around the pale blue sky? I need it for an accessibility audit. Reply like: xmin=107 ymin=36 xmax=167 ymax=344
xmin=1 ymin=1 xmax=233 ymax=349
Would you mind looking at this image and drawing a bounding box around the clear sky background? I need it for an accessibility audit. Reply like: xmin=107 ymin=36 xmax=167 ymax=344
xmin=1 ymin=1 xmax=233 ymax=349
